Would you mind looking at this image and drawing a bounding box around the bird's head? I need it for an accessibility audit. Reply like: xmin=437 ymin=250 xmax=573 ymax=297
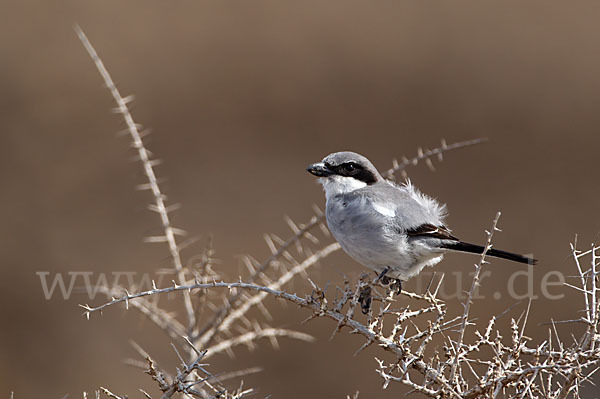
xmin=307 ymin=151 xmax=383 ymax=197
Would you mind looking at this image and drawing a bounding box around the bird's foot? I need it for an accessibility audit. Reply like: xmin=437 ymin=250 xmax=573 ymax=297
xmin=390 ymin=279 xmax=402 ymax=295
xmin=376 ymin=266 xmax=391 ymax=284
xmin=358 ymin=285 xmax=372 ymax=314
xmin=375 ymin=267 xmax=402 ymax=295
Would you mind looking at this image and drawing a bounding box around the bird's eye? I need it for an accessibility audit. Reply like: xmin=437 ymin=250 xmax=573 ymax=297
xmin=342 ymin=163 xmax=359 ymax=175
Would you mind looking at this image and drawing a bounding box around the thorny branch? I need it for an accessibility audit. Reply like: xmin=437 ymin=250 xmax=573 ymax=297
xmin=75 ymin=26 xmax=196 ymax=331
xmin=75 ymin=25 xmax=600 ymax=399
xmin=142 ymin=341 xmax=254 ymax=399
xmin=450 ymin=211 xmax=501 ymax=384
xmin=83 ymin=221 xmax=600 ymax=398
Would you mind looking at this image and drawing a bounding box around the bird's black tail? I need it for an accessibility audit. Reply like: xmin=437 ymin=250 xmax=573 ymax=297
xmin=441 ymin=241 xmax=537 ymax=265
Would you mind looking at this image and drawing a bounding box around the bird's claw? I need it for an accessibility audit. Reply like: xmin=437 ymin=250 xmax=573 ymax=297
xmin=376 ymin=266 xmax=391 ymax=283
xmin=390 ymin=279 xmax=402 ymax=295
xmin=358 ymin=285 xmax=372 ymax=314
xmin=375 ymin=267 xmax=402 ymax=295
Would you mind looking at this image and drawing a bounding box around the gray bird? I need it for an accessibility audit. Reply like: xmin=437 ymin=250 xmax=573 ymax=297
xmin=307 ymin=151 xmax=536 ymax=295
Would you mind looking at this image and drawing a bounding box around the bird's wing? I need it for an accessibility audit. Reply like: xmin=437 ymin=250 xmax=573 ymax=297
xmin=355 ymin=181 xmax=448 ymax=230
xmin=405 ymin=223 xmax=458 ymax=241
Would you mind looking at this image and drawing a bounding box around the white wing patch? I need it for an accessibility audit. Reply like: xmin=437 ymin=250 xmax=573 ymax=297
xmin=372 ymin=202 xmax=396 ymax=217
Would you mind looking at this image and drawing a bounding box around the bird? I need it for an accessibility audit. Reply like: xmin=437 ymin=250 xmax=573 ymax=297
xmin=306 ymin=151 xmax=536 ymax=301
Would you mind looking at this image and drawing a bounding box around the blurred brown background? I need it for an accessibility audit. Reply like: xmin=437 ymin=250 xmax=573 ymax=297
xmin=2 ymin=1 xmax=600 ymax=397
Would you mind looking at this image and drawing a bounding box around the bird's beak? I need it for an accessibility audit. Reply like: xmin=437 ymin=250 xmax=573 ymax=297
xmin=307 ymin=162 xmax=334 ymax=177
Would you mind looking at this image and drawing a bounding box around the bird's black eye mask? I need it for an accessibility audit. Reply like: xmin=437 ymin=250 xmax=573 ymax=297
xmin=325 ymin=161 xmax=378 ymax=184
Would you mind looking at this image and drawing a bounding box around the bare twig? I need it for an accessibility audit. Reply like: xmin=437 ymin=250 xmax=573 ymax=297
xmin=450 ymin=211 xmax=501 ymax=384
xmin=75 ymin=25 xmax=196 ymax=331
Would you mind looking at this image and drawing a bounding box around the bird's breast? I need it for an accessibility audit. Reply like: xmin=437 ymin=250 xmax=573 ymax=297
xmin=325 ymin=196 xmax=404 ymax=267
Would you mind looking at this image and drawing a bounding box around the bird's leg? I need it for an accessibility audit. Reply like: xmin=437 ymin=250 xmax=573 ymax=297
xmin=376 ymin=266 xmax=391 ymax=285
xmin=358 ymin=285 xmax=372 ymax=314
xmin=375 ymin=267 xmax=402 ymax=296
xmin=390 ymin=279 xmax=402 ymax=295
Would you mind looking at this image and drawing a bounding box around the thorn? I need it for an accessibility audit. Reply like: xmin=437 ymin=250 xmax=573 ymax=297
xmin=264 ymin=234 xmax=277 ymax=255
xmin=304 ymin=232 xmax=319 ymax=245
xmin=166 ymin=203 xmax=181 ymax=213
xmin=354 ymin=339 xmax=373 ymax=356
xmin=312 ymin=204 xmax=324 ymax=216
xmin=122 ymin=95 xmax=135 ymax=104
xmin=138 ymin=129 xmax=152 ymax=138
xmin=284 ymin=215 xmax=300 ymax=234
xmin=136 ymin=183 xmax=154 ymax=191
xmin=144 ymin=236 xmax=168 ymax=243
xmin=147 ymin=158 xmax=162 ymax=167
xmin=319 ymin=223 xmax=331 ymax=237
xmin=170 ymin=227 xmax=187 ymax=236
xmin=425 ymin=157 xmax=436 ymax=172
